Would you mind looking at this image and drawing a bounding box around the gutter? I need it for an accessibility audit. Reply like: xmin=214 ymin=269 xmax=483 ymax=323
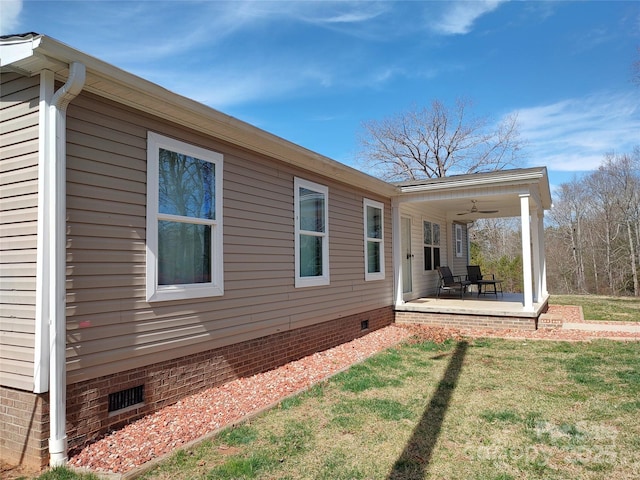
xmin=47 ymin=61 xmax=86 ymax=467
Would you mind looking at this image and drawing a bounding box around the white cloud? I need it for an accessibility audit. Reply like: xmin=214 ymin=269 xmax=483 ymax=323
xmin=68 ymin=1 xmax=390 ymax=66
xmin=294 ymin=1 xmax=389 ymax=26
xmin=431 ymin=0 xmax=506 ymax=35
xmin=516 ymin=91 xmax=640 ymax=172
xmin=151 ymin=61 xmax=333 ymax=110
xmin=0 ymin=0 xmax=22 ymax=35
xmin=11 ymin=1 xmax=439 ymax=108
xmin=0 ymin=1 xmax=376 ymax=107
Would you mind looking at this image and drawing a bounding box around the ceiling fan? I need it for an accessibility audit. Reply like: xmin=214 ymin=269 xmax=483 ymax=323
xmin=456 ymin=200 xmax=499 ymax=216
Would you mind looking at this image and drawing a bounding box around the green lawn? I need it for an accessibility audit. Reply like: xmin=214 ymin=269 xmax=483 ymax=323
xmin=29 ymin=338 xmax=640 ymax=479
xmin=551 ymin=294 xmax=640 ymax=322
xmin=124 ymin=337 xmax=639 ymax=480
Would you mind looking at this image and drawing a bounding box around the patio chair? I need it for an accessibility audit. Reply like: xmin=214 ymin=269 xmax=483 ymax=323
xmin=436 ymin=266 xmax=471 ymax=298
xmin=466 ymin=265 xmax=503 ymax=297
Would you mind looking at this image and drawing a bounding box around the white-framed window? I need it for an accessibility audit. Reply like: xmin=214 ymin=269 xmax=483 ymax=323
xmin=146 ymin=132 xmax=224 ymax=302
xmin=364 ymin=198 xmax=385 ymax=281
xmin=455 ymin=223 xmax=463 ymax=257
xmin=423 ymin=220 xmax=441 ymax=271
xmin=294 ymin=177 xmax=329 ymax=287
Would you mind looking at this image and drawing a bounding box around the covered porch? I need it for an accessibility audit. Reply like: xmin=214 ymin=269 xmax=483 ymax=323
xmin=391 ymin=167 xmax=553 ymax=328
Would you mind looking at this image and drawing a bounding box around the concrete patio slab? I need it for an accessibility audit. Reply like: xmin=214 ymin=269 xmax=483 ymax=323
xmin=399 ymin=293 xmax=547 ymax=318
xmin=563 ymin=322 xmax=640 ymax=333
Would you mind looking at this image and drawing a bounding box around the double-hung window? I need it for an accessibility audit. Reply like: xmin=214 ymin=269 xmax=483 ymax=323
xmin=455 ymin=223 xmax=463 ymax=257
xmin=294 ymin=177 xmax=329 ymax=287
xmin=423 ymin=220 xmax=440 ymax=271
xmin=146 ymin=132 xmax=223 ymax=302
xmin=364 ymin=198 xmax=385 ymax=281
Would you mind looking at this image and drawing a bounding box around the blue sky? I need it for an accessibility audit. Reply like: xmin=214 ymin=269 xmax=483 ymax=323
xmin=2 ymin=0 xmax=639 ymax=191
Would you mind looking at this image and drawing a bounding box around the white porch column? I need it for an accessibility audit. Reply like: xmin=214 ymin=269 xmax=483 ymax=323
xmin=531 ymin=205 xmax=541 ymax=303
xmin=392 ymin=201 xmax=403 ymax=305
xmin=538 ymin=210 xmax=548 ymax=297
xmin=520 ymin=194 xmax=534 ymax=311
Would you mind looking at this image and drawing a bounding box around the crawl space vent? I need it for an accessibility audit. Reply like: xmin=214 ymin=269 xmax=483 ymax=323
xmin=108 ymin=385 xmax=144 ymax=412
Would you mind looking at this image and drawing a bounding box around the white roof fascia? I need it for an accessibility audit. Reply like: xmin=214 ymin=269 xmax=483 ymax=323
xmin=1 ymin=34 xmax=398 ymax=198
xmin=397 ymin=168 xmax=552 ymax=209
xmin=397 ymin=168 xmax=545 ymax=192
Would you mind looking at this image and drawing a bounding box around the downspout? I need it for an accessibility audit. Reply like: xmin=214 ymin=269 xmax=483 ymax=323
xmin=48 ymin=62 xmax=86 ymax=467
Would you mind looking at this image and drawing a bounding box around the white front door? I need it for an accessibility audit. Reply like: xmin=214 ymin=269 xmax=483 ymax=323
xmin=401 ymin=217 xmax=412 ymax=295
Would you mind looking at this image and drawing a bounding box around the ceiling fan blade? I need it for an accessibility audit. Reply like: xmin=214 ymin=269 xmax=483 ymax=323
xmin=457 ymin=200 xmax=498 ymax=216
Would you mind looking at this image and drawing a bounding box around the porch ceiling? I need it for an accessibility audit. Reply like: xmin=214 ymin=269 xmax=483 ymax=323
xmin=393 ymin=167 xmax=552 ymax=221
xmin=424 ymin=194 xmax=522 ymax=221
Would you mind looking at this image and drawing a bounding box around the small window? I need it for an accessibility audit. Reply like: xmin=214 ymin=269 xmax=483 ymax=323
xmin=146 ymin=132 xmax=224 ymax=301
xmin=295 ymin=178 xmax=329 ymax=287
xmin=364 ymin=198 xmax=385 ymax=281
xmin=455 ymin=224 xmax=463 ymax=258
xmin=423 ymin=220 xmax=441 ymax=271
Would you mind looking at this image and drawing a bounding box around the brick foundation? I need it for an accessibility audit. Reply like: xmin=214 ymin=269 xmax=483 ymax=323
xmin=0 ymin=306 xmax=392 ymax=469
xmin=395 ymin=310 xmax=537 ymax=331
xmin=537 ymin=313 xmax=563 ymax=329
xmin=0 ymin=386 xmax=49 ymax=470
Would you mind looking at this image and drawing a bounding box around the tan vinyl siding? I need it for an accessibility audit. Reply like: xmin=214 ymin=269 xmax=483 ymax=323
xmin=65 ymin=92 xmax=393 ymax=384
xmin=451 ymin=222 xmax=469 ymax=276
xmin=0 ymin=72 xmax=40 ymax=390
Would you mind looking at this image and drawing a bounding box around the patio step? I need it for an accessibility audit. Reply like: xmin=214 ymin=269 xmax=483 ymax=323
xmin=538 ymin=313 xmax=563 ymax=329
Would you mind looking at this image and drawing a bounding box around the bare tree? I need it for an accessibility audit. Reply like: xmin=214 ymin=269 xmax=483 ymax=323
xmin=358 ymin=98 xmax=525 ymax=181
xmin=546 ymin=148 xmax=640 ymax=296
xmin=567 ymin=182 xmax=589 ymax=293
xmin=545 ymin=225 xmax=577 ymax=294
xmin=585 ymin=160 xmax=624 ymax=292
xmin=602 ymin=151 xmax=640 ymax=296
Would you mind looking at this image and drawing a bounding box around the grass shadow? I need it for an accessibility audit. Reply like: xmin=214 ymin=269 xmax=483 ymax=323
xmin=387 ymin=341 xmax=468 ymax=479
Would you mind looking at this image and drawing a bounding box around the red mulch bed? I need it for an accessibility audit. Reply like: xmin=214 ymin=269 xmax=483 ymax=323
xmin=547 ymin=304 xmax=584 ymax=322
xmin=66 ymin=325 xmax=412 ymax=474
xmin=12 ymin=305 xmax=637 ymax=477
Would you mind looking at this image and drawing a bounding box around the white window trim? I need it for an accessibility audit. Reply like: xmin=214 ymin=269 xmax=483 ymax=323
xmin=146 ymin=132 xmax=224 ymax=302
xmin=455 ymin=223 xmax=463 ymax=258
xmin=422 ymin=218 xmax=441 ymax=273
xmin=364 ymin=198 xmax=385 ymax=281
xmin=294 ymin=177 xmax=329 ymax=288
